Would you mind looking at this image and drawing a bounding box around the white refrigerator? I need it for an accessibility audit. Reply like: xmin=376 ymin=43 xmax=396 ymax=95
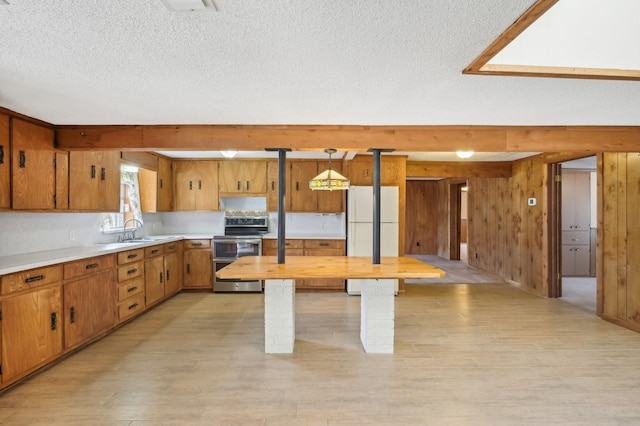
xmin=347 ymin=185 xmax=399 ymax=295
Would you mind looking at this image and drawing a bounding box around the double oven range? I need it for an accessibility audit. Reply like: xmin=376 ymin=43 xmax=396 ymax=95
xmin=213 ymin=211 xmax=268 ymax=292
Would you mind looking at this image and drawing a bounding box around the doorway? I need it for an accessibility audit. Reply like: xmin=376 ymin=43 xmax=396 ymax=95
xmin=553 ymin=156 xmax=597 ymax=313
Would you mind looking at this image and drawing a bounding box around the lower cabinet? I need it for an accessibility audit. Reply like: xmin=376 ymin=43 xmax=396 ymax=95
xmin=116 ymin=248 xmax=145 ymax=323
xmin=183 ymin=239 xmax=213 ymax=289
xmin=63 ymin=255 xmax=117 ymax=351
xmin=164 ymin=242 xmax=182 ymax=296
xmin=145 ymin=245 xmax=165 ymax=306
xmin=0 ymin=265 xmax=63 ymax=386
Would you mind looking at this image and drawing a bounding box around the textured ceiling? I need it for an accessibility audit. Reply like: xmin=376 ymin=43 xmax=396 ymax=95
xmin=2 ymin=0 xmax=640 ymax=129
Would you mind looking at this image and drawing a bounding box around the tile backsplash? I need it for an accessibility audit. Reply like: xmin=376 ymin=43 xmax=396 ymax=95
xmin=0 ymin=211 xmax=345 ymax=257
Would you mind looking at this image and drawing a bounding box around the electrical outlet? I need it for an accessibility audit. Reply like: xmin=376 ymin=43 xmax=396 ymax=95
xmin=69 ymin=230 xmax=75 ymax=241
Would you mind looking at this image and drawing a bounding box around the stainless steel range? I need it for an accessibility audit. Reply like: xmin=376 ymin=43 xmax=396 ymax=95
xmin=213 ymin=210 xmax=268 ymax=292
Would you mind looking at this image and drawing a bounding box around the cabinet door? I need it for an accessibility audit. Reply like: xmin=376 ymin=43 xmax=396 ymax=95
xmin=1 ymin=286 xmax=63 ymax=384
xmin=0 ymin=113 xmax=9 ymax=209
xmin=184 ymin=249 xmax=213 ymax=288
xmin=219 ymin=161 xmax=267 ymax=194
xmin=562 ymin=172 xmax=591 ymax=231
xmin=164 ymin=252 xmax=181 ymax=296
xmin=55 ymin=151 xmax=69 ymax=210
xmin=173 ymin=161 xmax=197 ymax=211
xmin=347 ymin=158 xmax=400 ymax=186
xmin=290 ymin=161 xmax=318 ymax=212
xmin=316 ymin=160 xmax=345 ymax=213
xmin=11 ymin=118 xmax=56 ymax=210
xmin=157 ymin=156 xmax=173 ymax=211
xmin=69 ymin=151 xmax=101 ymax=210
xmin=99 ymin=151 xmax=121 ymax=212
xmin=145 ymin=256 xmax=165 ymax=306
xmin=267 ymin=160 xmax=289 ymax=212
xmin=194 ymin=161 xmax=218 ymax=211
xmin=64 ymin=270 xmax=117 ymax=350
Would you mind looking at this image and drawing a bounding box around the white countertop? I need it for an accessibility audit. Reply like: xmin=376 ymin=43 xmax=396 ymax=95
xmin=0 ymin=234 xmax=214 ymax=276
xmin=262 ymin=233 xmax=346 ymax=240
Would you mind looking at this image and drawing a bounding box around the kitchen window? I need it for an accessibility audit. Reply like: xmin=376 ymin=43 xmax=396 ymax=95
xmin=101 ymin=165 xmax=143 ymax=233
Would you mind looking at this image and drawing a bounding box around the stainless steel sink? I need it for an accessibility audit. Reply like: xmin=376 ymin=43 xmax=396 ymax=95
xmin=123 ymin=237 xmax=172 ymax=243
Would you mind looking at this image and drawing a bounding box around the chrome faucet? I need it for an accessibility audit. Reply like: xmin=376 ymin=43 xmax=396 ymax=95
xmin=119 ymin=218 xmax=143 ymax=242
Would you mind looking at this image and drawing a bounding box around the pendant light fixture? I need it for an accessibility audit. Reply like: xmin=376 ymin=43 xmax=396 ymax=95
xmin=309 ymin=148 xmax=350 ymax=191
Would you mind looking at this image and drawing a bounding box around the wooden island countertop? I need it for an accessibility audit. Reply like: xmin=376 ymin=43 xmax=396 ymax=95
xmin=216 ymin=256 xmax=446 ymax=280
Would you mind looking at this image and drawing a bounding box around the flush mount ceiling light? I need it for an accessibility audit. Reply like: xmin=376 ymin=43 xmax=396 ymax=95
xmin=160 ymin=0 xmax=217 ymax=12
xmin=309 ymin=148 xmax=350 ymax=191
xmin=456 ymin=150 xmax=474 ymax=159
xmin=220 ymin=150 xmax=237 ymax=158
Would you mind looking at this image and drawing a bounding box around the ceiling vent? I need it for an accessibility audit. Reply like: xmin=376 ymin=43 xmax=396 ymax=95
xmin=160 ymin=0 xmax=217 ymax=12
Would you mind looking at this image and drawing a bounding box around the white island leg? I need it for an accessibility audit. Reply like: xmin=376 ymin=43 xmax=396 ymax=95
xmin=360 ymin=279 xmax=395 ymax=353
xmin=264 ymin=279 xmax=295 ymax=353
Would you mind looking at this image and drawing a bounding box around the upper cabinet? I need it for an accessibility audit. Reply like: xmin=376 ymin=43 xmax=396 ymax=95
xmin=157 ymin=156 xmax=173 ymax=211
xmin=11 ymin=118 xmax=56 ymax=210
xmin=68 ymin=151 xmax=120 ymax=211
xmin=0 ymin=113 xmax=10 ymax=209
xmin=316 ymin=159 xmax=345 ymax=213
xmin=289 ymin=160 xmax=318 ymax=212
xmin=218 ymin=160 xmax=267 ymax=194
xmin=174 ymin=160 xmax=218 ymax=211
xmin=346 ymin=156 xmax=402 ymax=186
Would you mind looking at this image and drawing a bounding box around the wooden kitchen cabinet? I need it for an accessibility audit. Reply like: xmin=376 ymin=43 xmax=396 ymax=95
xmin=561 ymin=171 xmax=591 ymax=276
xmin=0 ymin=265 xmax=63 ymax=386
xmin=267 ymin=159 xmax=289 ymax=212
xmin=68 ymin=151 xmax=120 ymax=211
xmin=157 ymin=156 xmax=174 ymax=211
xmin=174 ymin=160 xmax=218 ymax=211
xmin=55 ymin=151 xmax=69 ymax=210
xmin=116 ymin=248 xmax=145 ymax=322
xmin=164 ymin=241 xmax=182 ymax=297
xmin=0 ymin=113 xmax=10 ymax=209
xmin=290 ymin=160 xmax=318 ymax=212
xmin=218 ymin=160 xmax=267 ymax=194
xmin=262 ymin=238 xmax=304 ymax=256
xmin=11 ymin=118 xmax=56 ymax=210
xmin=145 ymin=244 xmax=165 ymax=306
xmin=63 ymin=255 xmax=117 ymax=350
xmin=183 ymin=239 xmax=213 ymax=289
xmin=316 ymin=160 xmax=345 ymax=213
xmin=347 ymin=156 xmax=401 ymax=186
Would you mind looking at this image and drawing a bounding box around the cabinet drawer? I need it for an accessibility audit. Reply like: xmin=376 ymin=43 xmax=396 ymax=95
xmin=1 ymin=264 xmax=63 ymax=295
xmin=562 ymin=230 xmax=590 ymax=245
xmin=263 ymin=248 xmax=304 ymax=256
xmin=117 ymin=276 xmax=144 ymax=301
xmin=145 ymin=244 xmax=164 ymax=258
xmin=117 ymin=249 xmax=144 ymax=265
xmin=118 ymin=292 xmax=145 ymax=321
xmin=304 ymin=248 xmax=345 ymax=256
xmin=262 ymin=239 xmax=303 ymax=250
xmin=304 ymin=239 xmax=345 ymax=250
xmin=185 ymin=239 xmax=211 ymax=249
xmin=164 ymin=241 xmax=181 ymax=253
xmin=63 ymin=255 xmax=115 ymax=280
xmin=117 ymin=261 xmax=144 ymax=282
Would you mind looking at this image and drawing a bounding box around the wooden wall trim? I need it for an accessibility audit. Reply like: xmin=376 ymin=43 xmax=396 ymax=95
xmin=55 ymin=125 xmax=640 ymax=152
xmin=407 ymin=161 xmax=512 ymax=178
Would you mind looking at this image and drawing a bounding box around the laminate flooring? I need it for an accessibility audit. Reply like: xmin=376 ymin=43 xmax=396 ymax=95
xmin=3 ymin=284 xmax=640 ymax=425
xmin=405 ymin=254 xmax=504 ymax=284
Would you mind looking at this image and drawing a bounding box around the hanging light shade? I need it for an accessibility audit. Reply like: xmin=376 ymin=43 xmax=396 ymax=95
xmin=309 ymin=148 xmax=350 ymax=191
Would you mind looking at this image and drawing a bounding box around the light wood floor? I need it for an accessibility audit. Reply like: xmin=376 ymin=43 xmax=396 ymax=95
xmin=3 ymin=284 xmax=640 ymax=425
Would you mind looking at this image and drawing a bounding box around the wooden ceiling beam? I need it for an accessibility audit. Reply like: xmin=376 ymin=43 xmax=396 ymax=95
xmin=55 ymin=124 xmax=640 ymax=153
xmin=407 ymin=161 xmax=512 ymax=179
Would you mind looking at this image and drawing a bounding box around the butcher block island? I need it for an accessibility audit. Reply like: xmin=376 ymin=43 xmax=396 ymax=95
xmin=217 ymin=255 xmax=445 ymax=354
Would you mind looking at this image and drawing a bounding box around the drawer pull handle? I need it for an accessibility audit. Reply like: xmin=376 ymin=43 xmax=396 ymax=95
xmin=319 ymin=242 xmax=329 ymax=247
xmin=127 ymin=268 xmax=138 ymax=275
xmin=159 ymin=178 xmax=163 ymax=189
xmin=246 ymin=181 xmax=250 ymax=191
xmin=127 ymin=286 xmax=138 ymax=293
xmin=51 ymin=312 xmax=57 ymax=330
xmin=237 ymin=181 xmax=241 ymax=190
xmin=85 ymin=263 xmax=99 ymax=269
xmin=168 ymin=245 xmax=175 ymax=250
xmin=198 ymin=180 xmax=202 ymax=190
xmin=191 ymin=242 xmax=203 ymax=247
xmin=127 ymin=253 xmax=138 ymax=259
xmin=0 ymin=144 xmax=4 ymax=164
xmin=91 ymin=164 xmax=96 ymax=178
xmin=186 ymin=264 xmax=191 ymax=273
xmin=19 ymin=150 xmax=26 ymax=168
xmin=166 ymin=270 xmax=170 ymax=281
xmin=25 ymin=274 xmax=45 ymax=283
xmin=70 ymin=306 xmax=76 ymax=323
xmin=101 ymin=167 xmax=106 ymax=181
xmin=151 ymin=249 xmax=159 ymax=254
xmin=160 ymin=272 xmax=163 ymax=283
xmin=271 ymin=181 xmax=275 ymax=190
xmin=128 ymin=303 xmax=139 ymax=310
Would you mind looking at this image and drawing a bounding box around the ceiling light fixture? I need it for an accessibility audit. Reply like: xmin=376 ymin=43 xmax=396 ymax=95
xmin=456 ymin=150 xmax=474 ymax=159
xmin=309 ymin=148 xmax=350 ymax=191
xmin=220 ymin=150 xmax=237 ymax=158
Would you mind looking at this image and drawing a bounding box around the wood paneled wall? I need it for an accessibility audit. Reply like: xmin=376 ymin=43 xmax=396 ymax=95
xmin=600 ymin=153 xmax=640 ymax=330
xmin=405 ymin=181 xmax=439 ymax=255
xmin=467 ymin=157 xmax=548 ymax=296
